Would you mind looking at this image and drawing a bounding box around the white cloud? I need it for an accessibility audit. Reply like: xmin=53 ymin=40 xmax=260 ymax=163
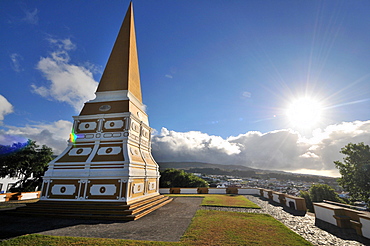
xmin=152 ymin=128 xmax=241 ymax=164
xmin=242 ymin=91 xmax=252 ymax=98
xmin=0 ymin=95 xmax=14 ymax=121
xmin=22 ymin=8 xmax=39 ymax=25
xmin=1 ymin=120 xmax=72 ymax=154
xmin=152 ymin=121 xmax=370 ymax=177
xmin=47 ymin=38 xmax=76 ymax=51
xmin=32 ymin=38 xmax=98 ymax=112
xmin=10 ymin=53 xmax=23 ymax=72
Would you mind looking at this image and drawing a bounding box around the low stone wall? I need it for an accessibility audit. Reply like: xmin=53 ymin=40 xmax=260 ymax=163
xmin=238 ymin=188 xmax=260 ymax=195
xmin=208 ymin=188 xmax=226 ymax=194
xmin=19 ymin=191 xmax=40 ymax=200
xmin=177 ymin=188 xmax=198 ymax=194
xmin=313 ymin=201 xmax=370 ymax=239
xmin=272 ymin=191 xmax=282 ymax=203
xmin=158 ymin=188 xmax=170 ymax=194
xmin=284 ymin=194 xmax=306 ymax=211
xmin=0 ymin=194 xmax=6 ymax=202
xmin=1 ymin=191 xmax=41 ymax=202
xmin=158 ymin=187 xmax=306 ymax=213
xmin=359 ymin=214 xmax=370 ymax=239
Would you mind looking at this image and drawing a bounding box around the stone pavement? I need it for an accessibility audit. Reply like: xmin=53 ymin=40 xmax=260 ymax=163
xmin=202 ymin=195 xmax=370 ymax=246
xmin=0 ymin=197 xmax=202 ymax=242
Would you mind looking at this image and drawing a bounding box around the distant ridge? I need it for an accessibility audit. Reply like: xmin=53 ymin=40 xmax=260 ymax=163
xmin=157 ymin=161 xmax=337 ymax=182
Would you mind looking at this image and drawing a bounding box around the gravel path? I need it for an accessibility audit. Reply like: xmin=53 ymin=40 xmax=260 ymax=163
xmin=201 ymin=195 xmax=370 ymax=246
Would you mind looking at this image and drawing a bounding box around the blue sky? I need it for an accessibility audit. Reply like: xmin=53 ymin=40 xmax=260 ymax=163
xmin=1 ymin=0 xmax=370 ymax=176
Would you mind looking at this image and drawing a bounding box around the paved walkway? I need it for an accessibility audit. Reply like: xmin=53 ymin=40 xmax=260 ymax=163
xmin=0 ymin=197 xmax=202 ymax=242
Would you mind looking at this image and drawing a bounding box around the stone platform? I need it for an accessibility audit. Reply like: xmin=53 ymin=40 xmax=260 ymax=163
xmin=10 ymin=195 xmax=172 ymax=221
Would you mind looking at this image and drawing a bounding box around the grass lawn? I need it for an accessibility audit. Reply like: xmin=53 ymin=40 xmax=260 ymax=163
xmin=0 ymin=234 xmax=174 ymax=246
xmin=167 ymin=194 xmax=261 ymax=208
xmin=181 ymin=210 xmax=312 ymax=246
xmin=0 ymin=210 xmax=312 ymax=246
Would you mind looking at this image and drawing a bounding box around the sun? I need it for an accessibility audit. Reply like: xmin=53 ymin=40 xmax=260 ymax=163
xmin=286 ymin=97 xmax=323 ymax=128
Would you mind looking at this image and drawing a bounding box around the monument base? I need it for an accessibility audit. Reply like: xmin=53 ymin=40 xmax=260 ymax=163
xmin=12 ymin=194 xmax=172 ymax=220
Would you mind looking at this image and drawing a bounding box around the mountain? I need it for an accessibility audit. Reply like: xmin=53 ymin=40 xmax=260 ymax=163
xmin=157 ymin=162 xmax=337 ymax=183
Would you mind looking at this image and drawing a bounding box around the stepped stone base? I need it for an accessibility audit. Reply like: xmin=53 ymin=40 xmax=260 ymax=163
xmin=11 ymin=195 xmax=173 ymax=221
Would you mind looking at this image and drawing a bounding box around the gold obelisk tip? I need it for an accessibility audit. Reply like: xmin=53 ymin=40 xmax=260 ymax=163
xmin=96 ymin=2 xmax=142 ymax=102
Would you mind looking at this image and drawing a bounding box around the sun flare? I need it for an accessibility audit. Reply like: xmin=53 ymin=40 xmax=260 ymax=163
xmin=286 ymin=97 xmax=323 ymax=128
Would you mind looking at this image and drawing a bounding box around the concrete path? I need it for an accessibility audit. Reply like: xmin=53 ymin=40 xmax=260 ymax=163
xmin=0 ymin=197 xmax=202 ymax=242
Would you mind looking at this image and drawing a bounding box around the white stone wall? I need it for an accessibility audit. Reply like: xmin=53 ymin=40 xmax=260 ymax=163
xmin=359 ymin=216 xmax=370 ymax=239
xmin=0 ymin=194 xmax=6 ymax=202
xmin=272 ymin=193 xmax=280 ymax=203
xmin=285 ymin=197 xmax=297 ymax=208
xmin=314 ymin=205 xmax=337 ymax=226
xmin=159 ymin=188 xmax=170 ymax=194
xmin=20 ymin=192 xmax=39 ymax=200
xmin=208 ymin=188 xmax=227 ymax=194
xmin=180 ymin=188 xmax=198 ymax=194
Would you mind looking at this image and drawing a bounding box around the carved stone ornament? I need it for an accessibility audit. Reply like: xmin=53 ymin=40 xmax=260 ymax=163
xmin=99 ymin=105 xmax=111 ymax=112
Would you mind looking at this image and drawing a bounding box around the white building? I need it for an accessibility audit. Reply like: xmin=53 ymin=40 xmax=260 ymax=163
xmin=0 ymin=176 xmax=20 ymax=193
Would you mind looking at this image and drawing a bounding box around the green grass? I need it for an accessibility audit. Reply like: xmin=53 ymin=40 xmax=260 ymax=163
xmin=0 ymin=234 xmax=174 ymax=246
xmin=181 ymin=210 xmax=312 ymax=246
xmin=167 ymin=194 xmax=261 ymax=208
xmin=0 ymin=211 xmax=312 ymax=246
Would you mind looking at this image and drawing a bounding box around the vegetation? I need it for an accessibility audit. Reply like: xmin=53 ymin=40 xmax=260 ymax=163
xmin=0 ymin=139 xmax=53 ymax=192
xmin=0 ymin=234 xmax=174 ymax=246
xmin=202 ymin=194 xmax=260 ymax=208
xmin=299 ymin=191 xmax=313 ymax=212
xmin=300 ymin=184 xmax=344 ymax=212
xmin=182 ymin=210 xmax=312 ymax=246
xmin=160 ymin=168 xmax=208 ymax=188
xmin=334 ymin=142 xmax=370 ymax=207
xmin=1 ymin=211 xmax=311 ymax=246
xmin=167 ymin=194 xmax=260 ymax=208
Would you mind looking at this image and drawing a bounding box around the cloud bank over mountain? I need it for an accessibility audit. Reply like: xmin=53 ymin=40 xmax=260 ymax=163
xmin=151 ymin=121 xmax=370 ymax=177
xmin=0 ymin=117 xmax=369 ymax=177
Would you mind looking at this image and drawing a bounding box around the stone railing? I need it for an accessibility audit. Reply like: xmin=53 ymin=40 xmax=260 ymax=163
xmin=0 ymin=191 xmax=41 ymax=202
xmin=313 ymin=201 xmax=370 ymax=239
xmin=159 ymin=187 xmax=305 ymax=212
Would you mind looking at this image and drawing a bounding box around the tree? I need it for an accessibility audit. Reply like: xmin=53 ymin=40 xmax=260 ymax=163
xmin=334 ymin=142 xmax=370 ymax=207
xmin=299 ymin=190 xmax=313 ymax=211
xmin=300 ymin=184 xmax=344 ymax=212
xmin=0 ymin=139 xmax=53 ymax=192
xmin=159 ymin=168 xmax=208 ymax=188
xmin=309 ymin=184 xmax=344 ymax=203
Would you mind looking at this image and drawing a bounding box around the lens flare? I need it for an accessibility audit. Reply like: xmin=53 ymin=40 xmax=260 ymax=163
xmin=69 ymin=129 xmax=77 ymax=143
xmin=286 ymin=97 xmax=323 ymax=128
